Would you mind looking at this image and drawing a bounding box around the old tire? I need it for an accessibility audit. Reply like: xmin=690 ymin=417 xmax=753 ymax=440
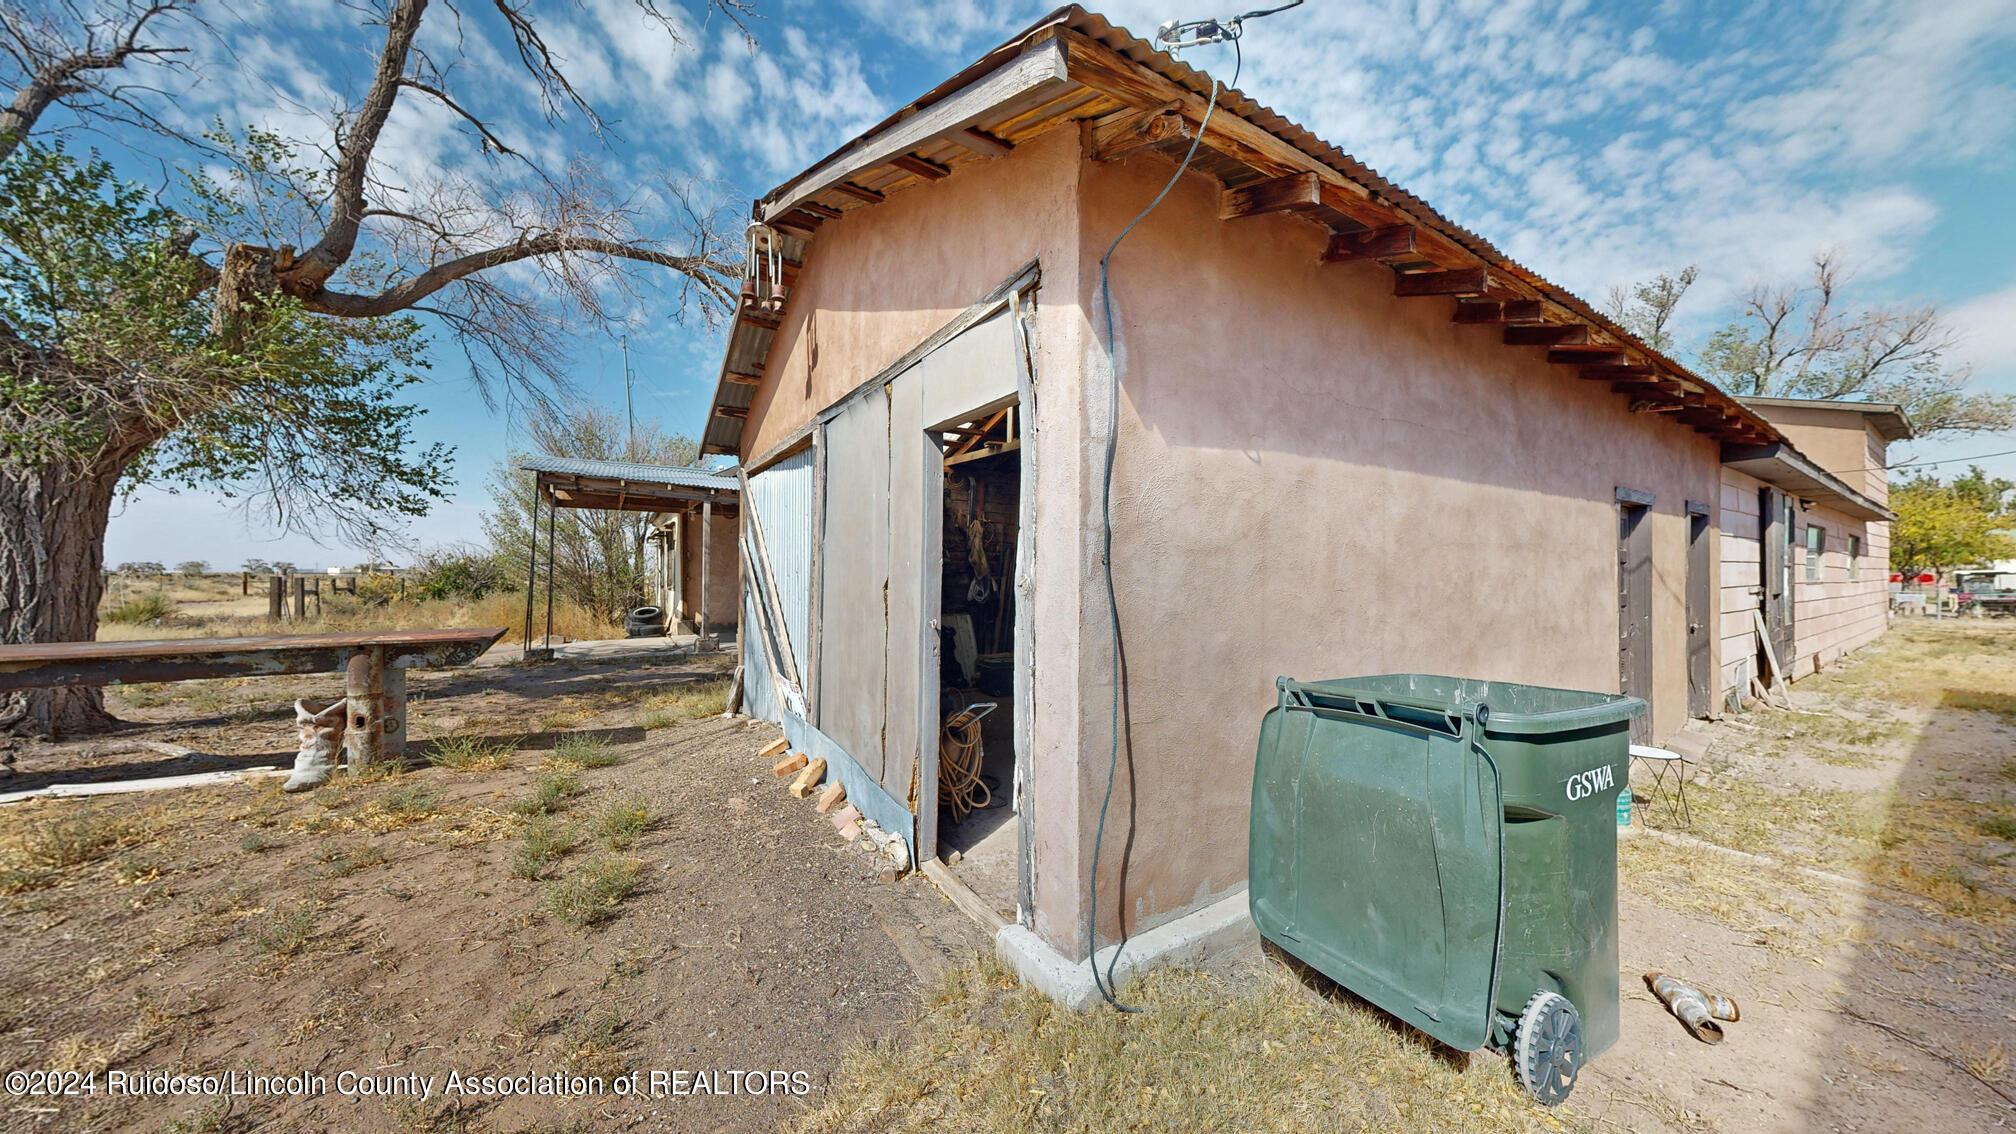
xmin=1514 ymin=989 xmax=1583 ymax=1106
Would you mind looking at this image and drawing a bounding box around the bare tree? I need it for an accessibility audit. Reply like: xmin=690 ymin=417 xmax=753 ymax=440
xmin=1611 ymin=252 xmax=2013 ymax=437
xmin=0 ymin=0 xmax=753 ymax=739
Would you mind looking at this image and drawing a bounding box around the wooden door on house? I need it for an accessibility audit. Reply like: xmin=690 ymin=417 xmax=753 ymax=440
xmin=1618 ymin=492 xmax=1654 ymax=743
xmin=1759 ymin=487 xmax=1795 ymax=671
xmin=1686 ymin=504 xmax=1713 ymax=717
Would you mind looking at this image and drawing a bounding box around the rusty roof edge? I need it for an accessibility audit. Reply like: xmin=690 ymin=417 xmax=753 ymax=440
xmin=1051 ymin=7 xmax=1786 ymax=446
xmin=712 ymin=5 xmax=1789 ymax=455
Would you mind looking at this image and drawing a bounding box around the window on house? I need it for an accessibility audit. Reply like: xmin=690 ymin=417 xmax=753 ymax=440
xmin=1805 ymin=524 xmax=1826 ymax=582
xmin=1849 ymin=534 xmax=1862 ymax=582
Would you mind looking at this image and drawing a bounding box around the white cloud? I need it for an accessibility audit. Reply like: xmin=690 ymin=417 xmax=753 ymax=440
xmin=1084 ymin=0 xmax=2016 ymax=336
xmin=1949 ymin=283 xmax=2016 ymax=387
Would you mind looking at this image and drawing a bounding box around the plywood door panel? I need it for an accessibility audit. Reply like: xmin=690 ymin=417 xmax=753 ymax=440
xmin=818 ymin=388 xmax=891 ymax=779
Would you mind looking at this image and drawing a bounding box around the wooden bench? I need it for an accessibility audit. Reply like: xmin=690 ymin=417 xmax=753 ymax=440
xmin=0 ymin=628 xmax=506 ymax=770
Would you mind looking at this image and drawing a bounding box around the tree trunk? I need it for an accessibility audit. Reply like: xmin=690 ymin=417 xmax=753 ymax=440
xmin=0 ymin=448 xmax=137 ymax=742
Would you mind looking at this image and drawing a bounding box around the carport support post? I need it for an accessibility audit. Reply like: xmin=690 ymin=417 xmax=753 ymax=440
xmin=345 ymin=645 xmax=387 ymax=774
xmin=701 ymin=499 xmax=712 ymax=649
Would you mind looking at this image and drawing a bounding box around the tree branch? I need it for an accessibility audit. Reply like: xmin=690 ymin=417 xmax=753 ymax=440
xmin=298 ymin=233 xmax=738 ymax=318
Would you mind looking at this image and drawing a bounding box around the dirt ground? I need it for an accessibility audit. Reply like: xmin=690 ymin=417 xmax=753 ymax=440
xmin=0 ymin=652 xmax=987 ymax=1133
xmin=3 ymin=619 xmax=2012 ymax=1132
xmin=785 ymin=620 xmax=2016 ymax=1133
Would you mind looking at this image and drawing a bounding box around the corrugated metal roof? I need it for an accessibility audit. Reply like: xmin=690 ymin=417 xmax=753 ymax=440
xmin=518 ymin=454 xmax=739 ymax=491
xmin=700 ymin=4 xmax=1788 ymax=456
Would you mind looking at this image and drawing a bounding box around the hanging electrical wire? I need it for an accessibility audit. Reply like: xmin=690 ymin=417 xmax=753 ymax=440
xmin=1087 ymin=10 xmax=1285 ymax=1011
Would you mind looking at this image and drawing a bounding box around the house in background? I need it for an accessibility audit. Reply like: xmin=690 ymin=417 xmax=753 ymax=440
xmin=699 ymin=6 xmax=1901 ymax=1003
xmin=1717 ymin=400 xmax=1909 ymax=701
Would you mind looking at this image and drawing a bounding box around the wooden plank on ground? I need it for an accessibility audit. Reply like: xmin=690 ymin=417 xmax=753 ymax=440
xmin=922 ymin=859 xmax=1009 ymax=933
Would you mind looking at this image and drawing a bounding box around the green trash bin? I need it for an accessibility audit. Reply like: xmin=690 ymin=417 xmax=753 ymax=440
xmin=1249 ymin=674 xmax=1644 ymax=1105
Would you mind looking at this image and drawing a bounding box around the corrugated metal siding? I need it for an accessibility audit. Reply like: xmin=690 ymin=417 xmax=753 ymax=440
xmin=742 ymin=587 xmax=778 ymax=723
xmin=746 ymin=450 xmax=815 ymax=679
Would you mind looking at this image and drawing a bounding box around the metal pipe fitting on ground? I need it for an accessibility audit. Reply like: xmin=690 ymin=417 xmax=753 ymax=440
xmin=1645 ymin=972 xmax=1737 ymax=1043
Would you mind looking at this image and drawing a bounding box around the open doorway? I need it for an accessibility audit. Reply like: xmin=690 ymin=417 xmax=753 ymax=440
xmin=932 ymin=402 xmax=1021 ymax=920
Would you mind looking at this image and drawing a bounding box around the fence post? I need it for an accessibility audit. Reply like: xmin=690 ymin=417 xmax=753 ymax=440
xmin=268 ymin=576 xmax=284 ymax=621
xmin=290 ymin=575 xmax=306 ymax=621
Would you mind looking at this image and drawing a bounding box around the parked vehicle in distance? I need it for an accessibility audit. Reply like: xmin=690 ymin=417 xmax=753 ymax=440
xmin=1954 ymin=571 xmax=2016 ymax=616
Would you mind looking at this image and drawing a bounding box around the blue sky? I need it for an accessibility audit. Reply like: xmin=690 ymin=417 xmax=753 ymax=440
xmin=95 ymin=0 xmax=2016 ymax=569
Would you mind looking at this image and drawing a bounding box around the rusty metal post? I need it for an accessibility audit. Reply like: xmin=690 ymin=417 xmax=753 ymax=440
xmin=268 ymin=576 xmax=284 ymax=621
xmin=344 ymin=645 xmax=387 ymax=773
xmin=700 ymin=499 xmax=712 ymax=650
xmin=543 ymin=491 xmax=556 ymax=649
xmin=522 ymin=487 xmax=540 ymax=660
xmin=382 ymin=664 xmax=406 ymax=760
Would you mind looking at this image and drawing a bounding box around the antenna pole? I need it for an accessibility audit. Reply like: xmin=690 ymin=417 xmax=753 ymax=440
xmin=621 ymin=334 xmax=636 ymax=462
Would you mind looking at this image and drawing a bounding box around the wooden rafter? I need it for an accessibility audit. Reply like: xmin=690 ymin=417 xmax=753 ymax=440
xmin=1504 ymin=324 xmax=1591 ymax=346
xmin=1323 ymin=224 xmax=1417 ymax=263
xmin=1394 ymin=268 xmax=1490 ymax=297
xmin=1220 ymin=172 xmax=1321 ymax=220
xmin=890 ymin=153 xmax=951 ymax=180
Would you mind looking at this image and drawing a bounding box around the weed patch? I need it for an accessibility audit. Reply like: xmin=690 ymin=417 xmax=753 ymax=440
xmin=512 ymin=821 xmax=577 ymax=880
xmin=549 ymin=734 xmax=622 ymax=769
xmin=511 ymin=770 xmax=585 ymax=817
xmin=595 ymin=795 xmax=653 ymax=850
xmin=426 ymin=735 xmax=514 ymax=771
xmin=255 ymin=902 xmax=320 ymax=956
xmin=544 ymin=856 xmax=643 ymax=928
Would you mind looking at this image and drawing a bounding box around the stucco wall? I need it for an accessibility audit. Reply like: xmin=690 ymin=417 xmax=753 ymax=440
xmin=1751 ymin=407 xmax=1891 ymax=499
xmin=1069 ymin=147 xmax=1725 ymax=954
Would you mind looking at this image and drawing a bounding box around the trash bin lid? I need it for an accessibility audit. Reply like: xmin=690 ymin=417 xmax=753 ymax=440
xmin=1292 ymin=674 xmax=1644 ymax=737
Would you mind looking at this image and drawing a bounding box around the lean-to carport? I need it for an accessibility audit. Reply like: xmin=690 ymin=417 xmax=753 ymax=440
xmin=517 ymin=456 xmax=739 ymax=658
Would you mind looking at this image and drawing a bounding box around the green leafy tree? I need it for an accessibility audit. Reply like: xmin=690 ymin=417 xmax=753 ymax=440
xmin=484 ymin=404 xmax=702 ymax=624
xmin=0 ymin=0 xmax=746 ymax=737
xmin=1890 ymin=469 xmax=2016 ymax=580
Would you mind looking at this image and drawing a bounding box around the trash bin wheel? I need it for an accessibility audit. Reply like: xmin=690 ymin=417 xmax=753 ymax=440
xmin=1514 ymin=989 xmax=1583 ymax=1106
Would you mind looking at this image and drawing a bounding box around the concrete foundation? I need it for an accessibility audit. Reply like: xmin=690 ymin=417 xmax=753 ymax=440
xmin=994 ymin=887 xmax=1257 ymax=1010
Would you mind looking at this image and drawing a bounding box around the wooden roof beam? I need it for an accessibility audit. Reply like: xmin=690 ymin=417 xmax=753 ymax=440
xmin=1580 ymin=364 xmax=1659 ymax=381
xmin=832 ymin=181 xmax=885 ymax=204
xmin=1221 ymin=172 xmax=1322 ymax=220
xmin=1394 ymin=267 xmax=1490 ymax=297
xmin=1504 ymin=324 xmax=1591 ymax=347
xmin=1323 ymin=224 xmax=1417 ymax=264
xmin=1088 ymin=101 xmax=1191 ymax=161
xmin=1451 ymin=298 xmax=1546 ymax=324
xmin=954 ymin=127 xmax=1013 ymax=157
xmin=889 ymin=153 xmax=951 ymax=180
xmin=725 ymin=371 xmax=763 ymax=386
xmin=1548 ymin=348 xmax=1628 ymax=367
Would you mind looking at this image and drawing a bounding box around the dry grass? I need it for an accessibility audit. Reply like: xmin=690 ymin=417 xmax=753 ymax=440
xmin=424 ymin=735 xmax=515 ymax=772
xmin=638 ymin=679 xmax=731 ymax=730
xmin=792 ymin=954 xmax=1584 ymax=1134
xmin=95 ymin=584 xmax=623 ymax=645
xmin=1797 ymin=620 xmax=2016 ymax=721
xmin=544 ymin=856 xmax=644 ymax=928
